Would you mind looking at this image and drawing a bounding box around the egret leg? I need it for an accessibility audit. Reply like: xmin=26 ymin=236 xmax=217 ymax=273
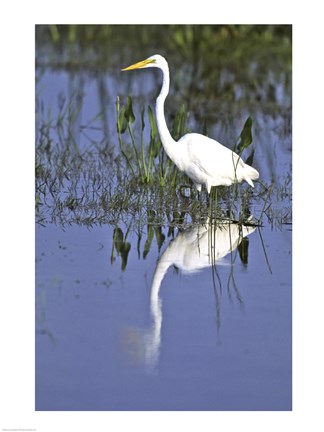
xmin=208 ymin=188 xmax=212 ymax=219
xmin=206 ymin=189 xmax=210 ymax=208
xmin=215 ymin=187 xmax=218 ymax=219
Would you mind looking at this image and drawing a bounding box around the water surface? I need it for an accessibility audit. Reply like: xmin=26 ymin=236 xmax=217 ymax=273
xmin=36 ymin=220 xmax=291 ymax=410
xmin=35 ymin=25 xmax=292 ymax=411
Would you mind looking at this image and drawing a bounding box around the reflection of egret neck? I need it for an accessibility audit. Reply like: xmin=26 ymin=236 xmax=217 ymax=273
xmin=122 ymin=221 xmax=256 ymax=373
xmin=144 ymin=259 xmax=171 ymax=372
xmin=151 ymin=259 xmax=171 ymax=303
xmin=146 ymin=221 xmax=257 ymax=367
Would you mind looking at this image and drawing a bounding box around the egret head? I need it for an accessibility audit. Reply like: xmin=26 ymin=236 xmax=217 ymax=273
xmin=121 ymin=54 xmax=167 ymax=71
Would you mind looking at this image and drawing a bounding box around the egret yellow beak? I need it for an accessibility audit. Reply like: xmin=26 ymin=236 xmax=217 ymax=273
xmin=121 ymin=58 xmax=155 ymax=71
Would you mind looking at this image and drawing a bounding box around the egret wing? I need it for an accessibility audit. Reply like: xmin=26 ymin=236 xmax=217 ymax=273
xmin=181 ymin=133 xmax=242 ymax=183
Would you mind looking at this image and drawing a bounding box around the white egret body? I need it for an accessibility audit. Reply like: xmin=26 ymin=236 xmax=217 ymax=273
xmin=122 ymin=54 xmax=259 ymax=193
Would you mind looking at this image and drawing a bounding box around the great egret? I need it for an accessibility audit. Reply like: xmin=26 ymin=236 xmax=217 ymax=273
xmin=121 ymin=54 xmax=259 ymax=193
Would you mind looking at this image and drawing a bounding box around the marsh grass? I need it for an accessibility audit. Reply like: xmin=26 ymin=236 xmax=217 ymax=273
xmin=35 ymin=127 xmax=290 ymax=270
xmin=36 ymin=89 xmax=291 ymax=236
xmin=116 ymin=95 xmax=189 ymax=188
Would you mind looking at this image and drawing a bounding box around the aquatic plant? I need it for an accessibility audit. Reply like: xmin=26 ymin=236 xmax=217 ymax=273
xmin=36 ymin=88 xmax=291 ymax=230
xmin=116 ymin=95 xmax=189 ymax=188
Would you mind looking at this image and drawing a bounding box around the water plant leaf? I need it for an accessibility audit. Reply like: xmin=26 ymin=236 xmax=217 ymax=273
xmin=125 ymin=96 xmax=135 ymax=124
xmin=172 ymin=104 xmax=188 ymax=141
xmin=147 ymin=106 xmax=158 ymax=138
xmin=143 ymin=225 xmax=154 ymax=259
xmin=154 ymin=227 xmax=165 ymax=252
xmin=245 ymin=148 xmax=255 ymax=167
xmin=148 ymin=106 xmax=161 ymax=158
xmin=120 ymin=242 xmax=131 ymax=271
xmin=113 ymin=227 xmax=124 ymax=254
xmin=149 ymin=137 xmax=161 ymax=159
xmin=140 ymin=107 xmax=145 ymax=132
xmin=112 ymin=227 xmax=131 ymax=271
xmin=117 ymin=107 xmax=127 ymax=134
xmin=236 ymin=116 xmax=253 ymax=154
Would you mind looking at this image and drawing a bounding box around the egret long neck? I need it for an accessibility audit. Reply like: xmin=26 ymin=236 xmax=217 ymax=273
xmin=155 ymin=68 xmax=179 ymax=163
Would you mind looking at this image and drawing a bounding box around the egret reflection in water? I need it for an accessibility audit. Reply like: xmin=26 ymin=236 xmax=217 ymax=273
xmin=121 ymin=219 xmax=256 ymax=373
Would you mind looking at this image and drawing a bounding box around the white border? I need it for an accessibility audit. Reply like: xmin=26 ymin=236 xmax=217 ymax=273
xmin=1 ymin=1 xmax=323 ymax=431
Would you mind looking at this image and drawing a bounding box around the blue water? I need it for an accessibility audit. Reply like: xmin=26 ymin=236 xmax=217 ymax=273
xmin=35 ymin=221 xmax=291 ymax=410
xmin=36 ymin=52 xmax=292 ymax=411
